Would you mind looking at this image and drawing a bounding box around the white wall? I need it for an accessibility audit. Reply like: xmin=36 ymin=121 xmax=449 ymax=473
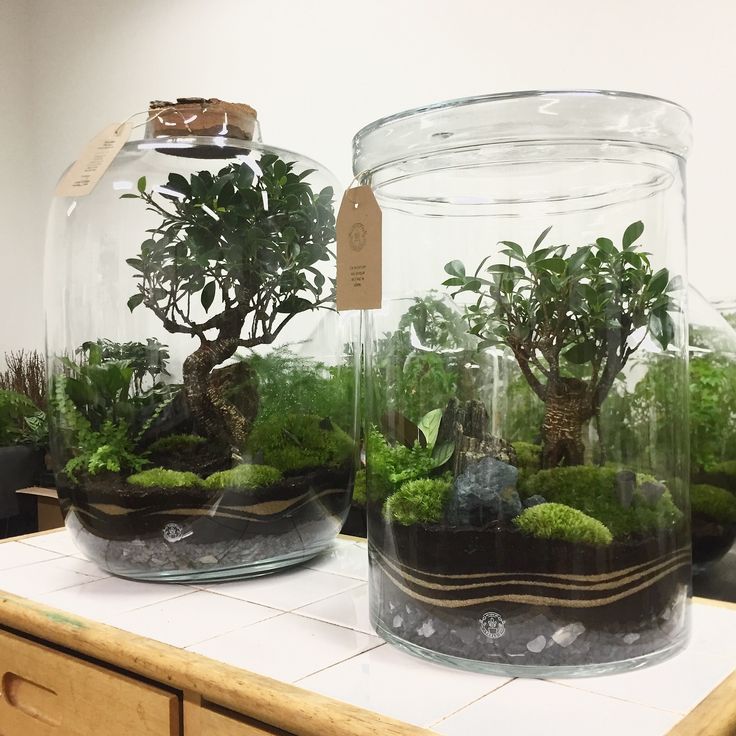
xmin=3 ymin=0 xmax=736 ymax=354
xmin=0 ymin=1 xmax=41 ymax=356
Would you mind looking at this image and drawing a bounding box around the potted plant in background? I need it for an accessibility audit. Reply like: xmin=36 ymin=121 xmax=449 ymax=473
xmin=0 ymin=351 xmax=48 ymax=536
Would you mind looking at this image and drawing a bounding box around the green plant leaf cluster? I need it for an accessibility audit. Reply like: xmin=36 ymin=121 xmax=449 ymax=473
xmin=127 ymin=467 xmax=201 ymax=489
xmin=512 ymin=441 xmax=542 ymax=490
xmin=352 ymin=468 xmax=367 ymax=507
xmin=0 ymin=389 xmax=46 ymax=446
xmin=205 ymin=463 xmax=282 ymax=490
xmin=366 ymin=427 xmax=437 ymax=502
xmin=246 ymin=414 xmax=353 ymax=473
xmin=691 ymin=484 xmax=736 ymax=523
xmin=125 ymin=157 xmax=335 ymax=348
xmin=383 ymin=477 xmax=452 ymax=526
xmin=513 ymin=503 xmax=613 ymax=546
xmin=523 ymin=465 xmax=684 ymax=538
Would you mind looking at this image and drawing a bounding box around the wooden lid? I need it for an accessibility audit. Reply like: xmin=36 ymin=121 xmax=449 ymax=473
xmin=146 ymin=98 xmax=258 ymax=141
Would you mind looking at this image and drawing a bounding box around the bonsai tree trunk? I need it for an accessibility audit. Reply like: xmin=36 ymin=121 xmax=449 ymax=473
xmin=182 ymin=326 xmax=258 ymax=448
xmin=541 ymin=377 xmax=591 ymax=468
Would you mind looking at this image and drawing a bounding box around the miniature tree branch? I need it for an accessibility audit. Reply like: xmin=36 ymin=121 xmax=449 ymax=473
xmin=444 ymin=222 xmax=679 ymax=468
xmin=125 ymin=156 xmax=336 ymax=447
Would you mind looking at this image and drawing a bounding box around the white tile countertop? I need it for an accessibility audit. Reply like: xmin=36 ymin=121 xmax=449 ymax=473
xmin=2 ymin=530 xmax=735 ymax=736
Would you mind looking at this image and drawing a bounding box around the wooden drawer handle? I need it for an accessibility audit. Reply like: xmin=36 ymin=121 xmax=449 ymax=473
xmin=2 ymin=671 xmax=61 ymax=726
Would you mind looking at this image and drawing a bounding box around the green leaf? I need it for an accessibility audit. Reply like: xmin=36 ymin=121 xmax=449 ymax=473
xmin=120 ymin=193 xmax=138 ymax=199
xmin=533 ymin=225 xmax=553 ymax=250
xmin=595 ymin=237 xmax=615 ymax=255
xmin=648 ymin=268 xmax=670 ymax=297
xmin=622 ymin=221 xmax=644 ymax=248
xmin=136 ymin=176 xmax=147 ymax=193
xmin=431 ymin=441 xmax=455 ymax=468
xmin=417 ymin=408 xmax=443 ymax=450
xmin=201 ymin=281 xmax=216 ymax=312
xmin=444 ymin=260 xmax=466 ymax=278
xmin=127 ymin=293 xmax=144 ymax=312
xmin=564 ymin=341 xmax=596 ymax=364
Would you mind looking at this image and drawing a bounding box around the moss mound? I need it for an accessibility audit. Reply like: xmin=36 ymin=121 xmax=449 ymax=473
xmin=205 ymin=464 xmax=282 ymax=490
xmin=147 ymin=434 xmax=206 ymax=454
xmin=513 ymin=502 xmax=613 ymax=546
xmin=706 ymin=460 xmax=736 ymax=477
xmin=248 ymin=414 xmax=353 ymax=473
xmin=352 ymin=468 xmax=367 ymax=507
xmin=512 ymin=441 xmax=541 ymax=490
xmin=691 ymin=484 xmax=736 ymax=523
xmin=524 ymin=465 xmax=683 ymax=538
xmin=127 ymin=467 xmax=202 ymax=489
xmin=384 ymin=477 xmax=452 ymax=526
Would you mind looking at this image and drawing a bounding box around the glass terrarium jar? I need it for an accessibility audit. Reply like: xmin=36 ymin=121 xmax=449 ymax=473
xmin=45 ymin=98 xmax=357 ymax=581
xmin=687 ymin=288 xmax=736 ymax=570
xmin=357 ymin=91 xmax=692 ymax=676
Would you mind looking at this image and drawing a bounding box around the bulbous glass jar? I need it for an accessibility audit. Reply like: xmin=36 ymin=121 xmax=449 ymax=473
xmin=357 ymin=91 xmax=692 ymax=676
xmin=45 ymin=98 xmax=357 ymax=581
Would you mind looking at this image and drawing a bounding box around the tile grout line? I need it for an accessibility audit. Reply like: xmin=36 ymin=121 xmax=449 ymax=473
xmin=293 ymin=640 xmax=387 ymax=685
xmin=428 ymin=677 xmax=516 ymax=729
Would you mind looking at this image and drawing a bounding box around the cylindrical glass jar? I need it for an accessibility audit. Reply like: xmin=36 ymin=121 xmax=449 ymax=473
xmin=357 ymin=91 xmax=692 ymax=676
xmin=45 ymin=98 xmax=357 ymax=581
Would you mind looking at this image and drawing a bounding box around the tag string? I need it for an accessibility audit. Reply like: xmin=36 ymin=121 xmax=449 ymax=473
xmin=345 ymin=170 xmax=371 ymax=206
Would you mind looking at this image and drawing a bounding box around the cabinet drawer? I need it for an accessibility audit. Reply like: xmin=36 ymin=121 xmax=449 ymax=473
xmin=0 ymin=628 xmax=179 ymax=736
xmin=188 ymin=701 xmax=293 ymax=736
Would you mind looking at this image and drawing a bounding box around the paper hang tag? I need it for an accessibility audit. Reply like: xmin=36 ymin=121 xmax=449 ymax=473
xmin=336 ymin=185 xmax=382 ymax=311
xmin=55 ymin=122 xmax=133 ymax=198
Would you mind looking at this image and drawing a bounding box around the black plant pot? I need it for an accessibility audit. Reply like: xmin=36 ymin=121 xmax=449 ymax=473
xmin=0 ymin=445 xmax=44 ymax=537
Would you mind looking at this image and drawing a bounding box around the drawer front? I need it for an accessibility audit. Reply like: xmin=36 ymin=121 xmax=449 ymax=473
xmin=0 ymin=629 xmax=179 ymax=736
xmin=189 ymin=702 xmax=293 ymax=736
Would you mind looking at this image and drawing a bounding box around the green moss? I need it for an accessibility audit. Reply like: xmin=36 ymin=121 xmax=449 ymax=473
xmin=247 ymin=414 xmax=353 ymax=473
xmin=514 ymin=503 xmax=613 ymax=546
xmin=205 ymin=464 xmax=282 ymax=490
xmin=691 ymin=484 xmax=736 ymax=523
xmin=383 ymin=477 xmax=452 ymax=526
xmin=147 ymin=434 xmax=206 ymax=454
xmin=127 ymin=467 xmax=201 ymax=488
xmin=705 ymin=460 xmax=736 ymax=477
xmin=366 ymin=427 xmax=436 ymax=502
xmin=353 ymin=468 xmax=367 ymax=507
xmin=524 ymin=465 xmax=684 ymax=538
xmin=512 ymin=441 xmax=541 ymax=490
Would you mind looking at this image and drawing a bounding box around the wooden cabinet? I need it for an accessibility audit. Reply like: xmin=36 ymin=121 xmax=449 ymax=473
xmin=185 ymin=697 xmax=294 ymax=736
xmin=0 ymin=629 xmax=179 ymax=736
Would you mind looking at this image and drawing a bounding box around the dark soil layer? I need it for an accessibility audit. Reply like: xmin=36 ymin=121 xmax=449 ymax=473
xmin=60 ymin=466 xmax=351 ymax=541
xmin=691 ymin=513 xmax=736 ymax=567
xmin=368 ymin=514 xmax=690 ymax=668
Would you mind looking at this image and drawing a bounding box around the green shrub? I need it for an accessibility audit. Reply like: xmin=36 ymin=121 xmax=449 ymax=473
xmin=353 ymin=468 xmax=367 ymax=507
xmin=64 ymin=419 xmax=146 ymax=479
xmin=147 ymin=434 xmax=206 ymax=454
xmin=512 ymin=441 xmax=541 ymax=490
xmin=205 ymin=464 xmax=282 ymax=490
xmin=524 ymin=465 xmax=683 ymax=538
xmin=691 ymin=484 xmax=736 ymax=523
xmin=705 ymin=460 xmax=736 ymax=477
xmin=366 ymin=428 xmax=436 ymax=502
xmin=384 ymin=477 xmax=452 ymax=526
xmin=0 ymin=389 xmax=45 ymax=446
xmin=514 ymin=503 xmax=613 ymax=545
xmin=247 ymin=414 xmax=353 ymax=473
xmin=127 ymin=467 xmax=201 ymax=488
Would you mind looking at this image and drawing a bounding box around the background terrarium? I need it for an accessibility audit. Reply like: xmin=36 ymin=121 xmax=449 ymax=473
xmin=45 ymin=98 xmax=358 ymax=581
xmin=358 ymin=91 xmax=692 ymax=676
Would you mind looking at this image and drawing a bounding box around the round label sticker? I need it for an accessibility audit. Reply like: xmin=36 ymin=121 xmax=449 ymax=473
xmin=162 ymin=522 xmax=184 ymax=543
xmin=480 ymin=611 xmax=506 ymax=639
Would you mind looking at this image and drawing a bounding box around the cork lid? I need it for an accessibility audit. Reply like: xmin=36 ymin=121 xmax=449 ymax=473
xmin=146 ymin=98 xmax=258 ymax=141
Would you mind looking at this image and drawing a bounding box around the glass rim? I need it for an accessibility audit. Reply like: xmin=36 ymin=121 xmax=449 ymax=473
xmin=355 ymin=89 xmax=691 ymax=142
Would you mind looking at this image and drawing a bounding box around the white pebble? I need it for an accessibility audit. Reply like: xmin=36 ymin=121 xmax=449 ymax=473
xmin=623 ymin=633 xmax=640 ymax=644
xmin=197 ymin=555 xmax=219 ymax=564
xmin=392 ymin=615 xmax=403 ymax=628
xmin=552 ymin=622 xmax=585 ymax=648
xmin=526 ymin=635 xmax=546 ymax=653
xmin=416 ymin=620 xmax=435 ymax=638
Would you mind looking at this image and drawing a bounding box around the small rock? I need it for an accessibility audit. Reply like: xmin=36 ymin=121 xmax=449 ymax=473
xmin=552 ymin=622 xmax=585 ymax=648
xmin=197 ymin=555 xmax=219 ymax=564
xmin=524 ymin=494 xmax=547 ymax=508
xmin=417 ymin=620 xmax=435 ymax=638
xmin=392 ymin=615 xmax=403 ymax=628
xmin=636 ymin=480 xmax=666 ymax=506
xmin=623 ymin=633 xmax=640 ymax=644
xmin=615 ymin=470 xmax=637 ymax=508
xmin=526 ymin=635 xmax=547 ymax=653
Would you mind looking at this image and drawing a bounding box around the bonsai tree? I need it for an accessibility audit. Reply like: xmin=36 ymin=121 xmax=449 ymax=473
xmin=444 ymin=222 xmax=678 ymax=468
xmin=124 ymin=155 xmax=336 ymax=448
